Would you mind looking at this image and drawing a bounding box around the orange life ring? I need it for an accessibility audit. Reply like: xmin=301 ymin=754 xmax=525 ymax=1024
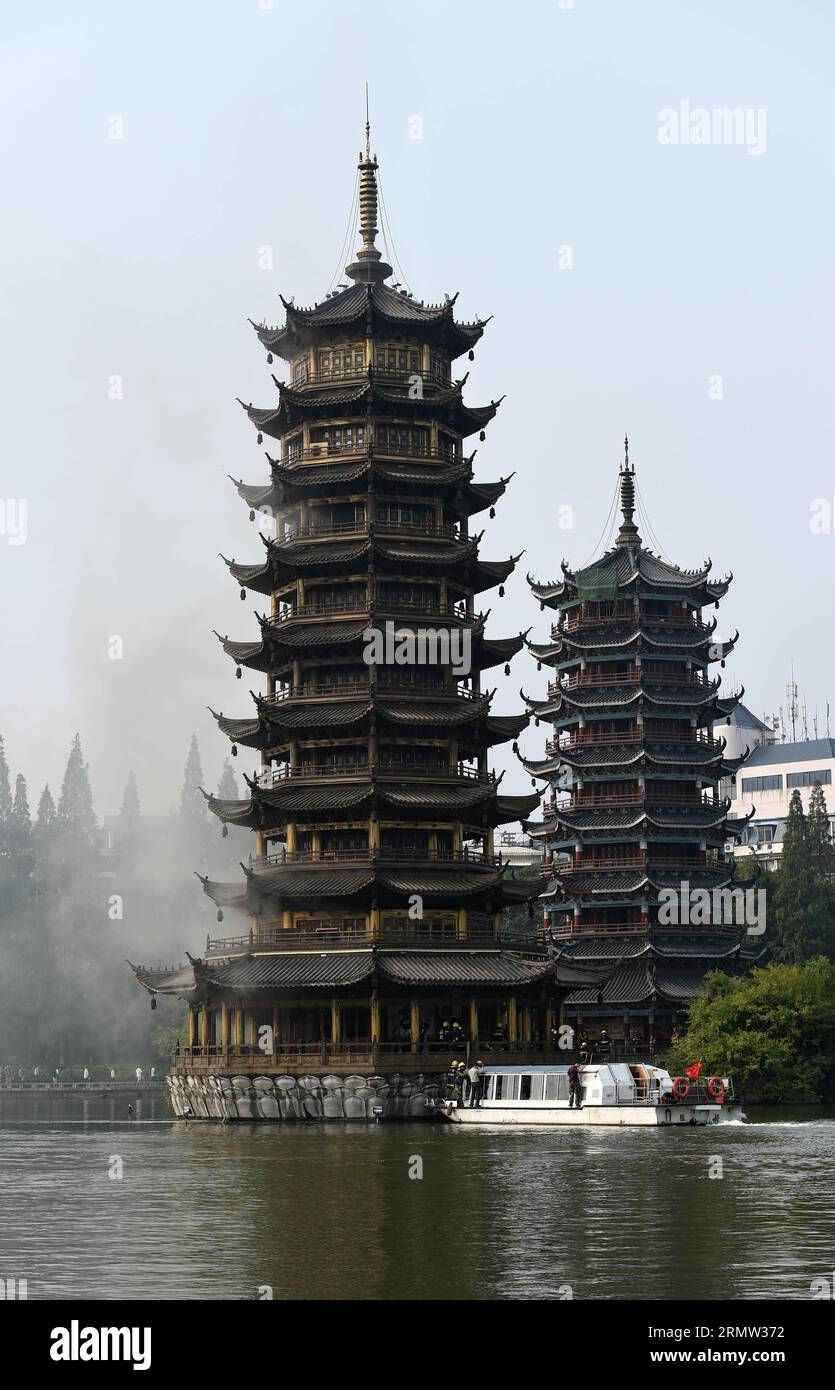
xmin=672 ymin=1077 xmax=689 ymax=1098
xmin=707 ymin=1077 xmax=726 ymax=1099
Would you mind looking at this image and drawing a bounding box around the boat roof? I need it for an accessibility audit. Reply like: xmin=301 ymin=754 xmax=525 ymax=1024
xmin=480 ymin=1061 xmax=662 ymax=1074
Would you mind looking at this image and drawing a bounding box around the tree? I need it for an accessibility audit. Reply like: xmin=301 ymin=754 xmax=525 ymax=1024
xmin=807 ymin=781 xmax=834 ymax=875
xmin=56 ymin=734 xmax=98 ymax=844
xmin=35 ymin=785 xmax=57 ymax=839
xmin=217 ymin=760 xmax=239 ymax=801
xmin=772 ymin=788 xmax=835 ymax=962
xmin=179 ymin=734 xmax=207 ymax=825
xmin=660 ymin=959 xmax=835 ymax=1102
xmin=0 ymin=735 xmax=12 ymax=863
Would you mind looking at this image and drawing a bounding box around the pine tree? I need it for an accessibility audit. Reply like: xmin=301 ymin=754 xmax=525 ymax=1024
xmin=217 ymin=759 xmax=239 ymax=800
xmin=773 ymin=788 xmax=835 ymax=962
xmin=35 ymin=784 xmax=57 ymax=836
xmin=179 ymin=735 xmax=207 ymax=825
xmin=119 ymin=772 xmax=142 ymax=835
xmin=807 ymin=781 xmax=834 ymax=875
xmin=11 ymin=774 xmax=32 ymax=841
xmin=57 ymin=734 xmax=98 ymax=844
xmin=0 ymin=735 xmax=12 ymax=857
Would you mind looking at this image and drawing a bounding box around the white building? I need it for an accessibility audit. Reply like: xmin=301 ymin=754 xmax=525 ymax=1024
xmin=723 ymin=735 xmax=835 ymax=870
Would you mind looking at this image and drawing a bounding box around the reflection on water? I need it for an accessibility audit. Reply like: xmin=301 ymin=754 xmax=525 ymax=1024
xmin=1 ymin=1094 xmax=833 ymax=1300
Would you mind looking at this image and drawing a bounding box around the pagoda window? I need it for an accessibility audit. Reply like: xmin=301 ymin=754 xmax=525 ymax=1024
xmin=285 ymin=433 xmax=304 ymax=462
xmin=438 ymin=432 xmax=457 ymax=460
xmin=320 ymin=831 xmax=369 ymax=858
xmin=378 ymin=581 xmax=438 ymax=612
xmin=292 ymin=357 xmax=309 ymax=385
xmin=309 ymin=424 xmax=366 ymax=454
xmin=375 ymin=502 xmax=429 ymax=529
xmin=430 ymin=351 xmax=451 ymax=385
xmin=375 ymin=424 xmax=430 ymax=456
xmin=318 ymin=346 xmax=364 ymax=379
xmin=341 ymin=1007 xmax=371 ymax=1042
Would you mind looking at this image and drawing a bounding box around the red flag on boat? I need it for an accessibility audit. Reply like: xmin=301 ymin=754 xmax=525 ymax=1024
xmin=684 ymin=1061 xmax=702 ymax=1079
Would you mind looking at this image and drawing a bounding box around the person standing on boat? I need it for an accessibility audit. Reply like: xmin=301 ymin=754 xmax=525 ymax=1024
xmin=597 ymin=1028 xmax=611 ymax=1060
xmin=466 ymin=1060 xmax=484 ymax=1107
xmin=567 ymin=1062 xmax=583 ymax=1109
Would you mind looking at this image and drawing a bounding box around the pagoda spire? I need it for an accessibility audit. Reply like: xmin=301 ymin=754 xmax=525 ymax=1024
xmin=615 ymin=432 xmax=641 ymax=548
xmin=345 ymin=90 xmax=393 ymax=285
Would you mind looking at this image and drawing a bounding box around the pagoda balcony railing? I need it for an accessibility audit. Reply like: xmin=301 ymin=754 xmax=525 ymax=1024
xmin=256 ymin=762 xmax=493 ymax=784
xmin=562 ymin=857 xmax=721 ymax=874
xmin=278 ymin=518 xmax=460 ymax=543
xmin=266 ymin=599 xmax=475 ymax=625
xmin=554 ymin=670 xmax=709 ymax=692
xmin=291 ymin=362 xmax=452 ymax=390
xmin=250 ymin=847 xmax=497 ymax=868
xmin=558 ymin=613 xmax=710 ymax=635
xmin=552 ymin=731 xmax=719 ymax=751
xmin=548 ymin=920 xmax=647 ymax=937
xmin=263 ymin=679 xmax=482 ymax=703
xmin=204 ymin=925 xmax=535 ymax=956
xmin=563 ymin=792 xmax=718 ymax=809
xmin=283 ymin=442 xmax=459 ymax=466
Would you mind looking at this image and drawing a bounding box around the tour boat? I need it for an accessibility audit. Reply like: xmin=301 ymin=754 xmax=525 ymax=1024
xmin=432 ymin=1062 xmax=743 ymax=1126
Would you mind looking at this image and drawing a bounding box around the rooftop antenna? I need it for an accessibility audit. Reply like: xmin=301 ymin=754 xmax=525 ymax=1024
xmin=786 ymin=668 xmax=798 ymax=743
xmin=813 ymin=708 xmax=819 ymax=740
xmin=801 ymin=700 xmax=809 ymax=742
xmin=827 ymin=701 xmax=831 ymax=738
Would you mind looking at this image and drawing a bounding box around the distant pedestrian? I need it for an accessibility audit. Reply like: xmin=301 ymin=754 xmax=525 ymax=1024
xmin=110 ymin=1068 xmax=115 ymax=1080
xmin=33 ymin=1066 xmax=40 ymax=1082
xmin=150 ymin=1066 xmax=155 ymax=1080
xmin=83 ymin=1067 xmax=90 ymax=1082
xmin=135 ymin=1067 xmax=142 ymax=1084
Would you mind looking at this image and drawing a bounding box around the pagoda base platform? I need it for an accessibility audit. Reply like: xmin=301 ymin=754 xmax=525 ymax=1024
xmin=168 ymin=1069 xmax=446 ymax=1121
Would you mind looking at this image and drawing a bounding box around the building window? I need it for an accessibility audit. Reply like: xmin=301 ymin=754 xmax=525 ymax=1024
xmin=786 ymin=769 xmax=833 ymax=788
xmin=741 ymin=775 xmax=783 ymax=794
xmin=755 ymin=825 xmax=776 ymax=845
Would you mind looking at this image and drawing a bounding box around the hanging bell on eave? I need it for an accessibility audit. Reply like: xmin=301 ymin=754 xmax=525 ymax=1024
xmin=257 ymin=433 xmax=263 ymax=445
xmin=150 ymin=996 xmax=157 ymax=1010
xmin=468 ymin=350 xmax=475 ymax=361
xmin=537 ymin=661 xmax=542 ymax=671
xmin=240 ymin=588 xmax=246 ymax=601
xmin=721 ymin=659 xmax=726 ymax=668
xmin=236 ymin=667 xmax=242 ymax=679
xmin=267 ymin=353 xmax=273 ymax=364
xmin=498 ymin=585 xmax=505 ymax=597
xmin=535 ymin=717 xmax=540 ymax=727
xmin=249 ymin=509 xmax=255 ymax=521
xmin=489 ymin=507 xmax=495 ymax=519
xmin=217 ymin=909 xmax=224 ymax=922
xmin=231 ymin=745 xmax=238 ymax=757
xmin=504 ymin=663 xmax=511 ymax=675
xmin=479 ymin=430 xmax=486 ymax=442
xmin=221 ymin=824 xmax=228 ymax=838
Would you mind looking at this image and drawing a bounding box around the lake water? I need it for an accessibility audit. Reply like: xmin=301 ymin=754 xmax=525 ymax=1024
xmin=1 ymin=1092 xmax=833 ymax=1300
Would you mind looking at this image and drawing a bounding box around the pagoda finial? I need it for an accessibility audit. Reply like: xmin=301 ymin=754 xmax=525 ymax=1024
xmin=346 ymin=89 xmax=393 ymax=285
xmin=616 ymin=433 xmax=641 ymax=548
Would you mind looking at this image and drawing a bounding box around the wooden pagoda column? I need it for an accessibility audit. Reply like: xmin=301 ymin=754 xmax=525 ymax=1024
xmin=331 ymin=999 xmax=342 ymax=1045
xmin=508 ymin=997 xmax=518 ymax=1044
xmin=220 ymin=1003 xmax=230 ymax=1051
xmin=188 ymin=1006 xmax=198 ymax=1048
xmin=199 ymin=1005 xmax=210 ymax=1048
xmin=370 ymin=992 xmax=381 ymax=1044
xmin=410 ymin=999 xmax=421 ymax=1052
xmin=468 ymin=997 xmax=479 ymax=1043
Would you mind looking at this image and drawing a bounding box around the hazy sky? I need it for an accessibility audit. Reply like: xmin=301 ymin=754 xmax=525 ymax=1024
xmin=1 ymin=0 xmax=833 ymax=816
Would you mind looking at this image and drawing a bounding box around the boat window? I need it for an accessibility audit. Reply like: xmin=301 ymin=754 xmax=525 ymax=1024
xmin=520 ymin=1075 xmax=532 ymax=1101
xmin=544 ymin=1073 xmax=559 ymax=1101
xmin=483 ymin=1076 xmax=494 ymax=1101
xmin=530 ymin=1075 xmax=544 ymax=1101
xmin=494 ymin=1075 xmax=503 ymax=1100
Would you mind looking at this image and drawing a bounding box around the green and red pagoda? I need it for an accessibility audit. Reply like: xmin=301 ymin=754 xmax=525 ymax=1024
xmin=520 ymin=446 xmax=755 ymax=1049
xmin=132 ymin=129 xmax=599 ymax=1120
